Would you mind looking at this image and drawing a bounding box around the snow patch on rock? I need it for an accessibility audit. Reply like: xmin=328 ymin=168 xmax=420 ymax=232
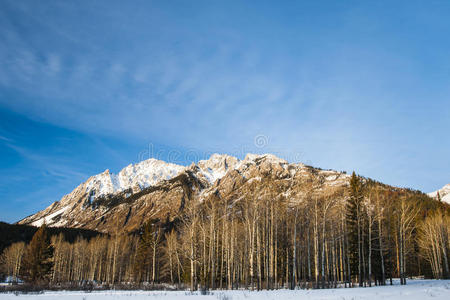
xmin=198 ymin=154 xmax=239 ymax=183
xmin=85 ymin=158 xmax=185 ymax=198
xmin=31 ymin=206 xmax=69 ymax=227
xmin=428 ymin=183 xmax=450 ymax=204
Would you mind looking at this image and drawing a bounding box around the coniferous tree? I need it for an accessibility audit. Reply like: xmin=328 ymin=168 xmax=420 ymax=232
xmin=346 ymin=172 xmax=363 ymax=286
xmin=134 ymin=220 xmax=162 ymax=283
xmin=134 ymin=221 xmax=152 ymax=283
xmin=4 ymin=173 xmax=448 ymax=289
xmin=20 ymin=224 xmax=53 ymax=284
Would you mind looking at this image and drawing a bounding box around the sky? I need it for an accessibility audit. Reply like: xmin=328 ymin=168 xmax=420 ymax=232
xmin=0 ymin=0 xmax=449 ymax=223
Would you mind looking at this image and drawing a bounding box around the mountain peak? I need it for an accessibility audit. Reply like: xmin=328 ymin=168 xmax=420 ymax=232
xmin=18 ymin=152 xmax=352 ymax=231
xmin=244 ymin=153 xmax=288 ymax=164
xmin=197 ymin=153 xmax=239 ymax=183
xmin=84 ymin=157 xmax=185 ymax=199
xmin=428 ymin=183 xmax=450 ymax=204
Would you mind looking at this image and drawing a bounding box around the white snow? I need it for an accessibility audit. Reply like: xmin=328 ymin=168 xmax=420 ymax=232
xmin=428 ymin=183 xmax=450 ymax=204
xmin=0 ymin=280 xmax=448 ymax=300
xmin=197 ymin=153 xmax=289 ymax=184
xmin=197 ymin=154 xmax=239 ymax=184
xmin=85 ymin=158 xmax=185 ymax=199
xmin=30 ymin=206 xmax=69 ymax=227
xmin=243 ymin=153 xmax=288 ymax=165
xmin=200 ymin=168 xmax=227 ymax=183
xmin=247 ymin=176 xmax=262 ymax=184
xmin=326 ymin=174 xmax=338 ymax=181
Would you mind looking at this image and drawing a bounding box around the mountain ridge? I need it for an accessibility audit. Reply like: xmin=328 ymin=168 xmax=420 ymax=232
xmin=18 ymin=153 xmax=439 ymax=233
xmin=18 ymin=153 xmax=292 ymax=229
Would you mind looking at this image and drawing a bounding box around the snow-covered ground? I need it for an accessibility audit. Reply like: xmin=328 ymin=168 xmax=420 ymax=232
xmin=0 ymin=280 xmax=449 ymax=300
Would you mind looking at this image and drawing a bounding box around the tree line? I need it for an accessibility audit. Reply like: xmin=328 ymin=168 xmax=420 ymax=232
xmin=1 ymin=173 xmax=449 ymax=290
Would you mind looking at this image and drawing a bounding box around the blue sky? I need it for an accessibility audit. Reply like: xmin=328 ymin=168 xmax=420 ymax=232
xmin=1 ymin=0 xmax=449 ymax=223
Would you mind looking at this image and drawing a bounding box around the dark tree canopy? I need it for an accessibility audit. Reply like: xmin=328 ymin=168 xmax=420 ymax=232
xmin=20 ymin=224 xmax=54 ymax=283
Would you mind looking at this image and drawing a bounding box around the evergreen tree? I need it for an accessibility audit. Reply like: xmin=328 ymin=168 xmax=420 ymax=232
xmin=346 ymin=172 xmax=363 ymax=286
xmin=134 ymin=221 xmax=152 ymax=282
xmin=134 ymin=220 xmax=162 ymax=283
xmin=20 ymin=224 xmax=53 ymax=284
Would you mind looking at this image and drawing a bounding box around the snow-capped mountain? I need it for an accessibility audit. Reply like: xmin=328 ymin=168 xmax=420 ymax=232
xmin=428 ymin=183 xmax=450 ymax=204
xmin=85 ymin=159 xmax=185 ymax=199
xmin=84 ymin=154 xmax=241 ymax=200
xmin=17 ymin=153 xmax=353 ymax=233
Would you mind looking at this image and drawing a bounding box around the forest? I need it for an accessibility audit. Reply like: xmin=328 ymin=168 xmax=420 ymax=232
xmin=1 ymin=173 xmax=449 ymax=290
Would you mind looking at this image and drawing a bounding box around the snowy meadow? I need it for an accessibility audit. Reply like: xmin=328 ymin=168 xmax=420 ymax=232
xmin=0 ymin=280 xmax=449 ymax=300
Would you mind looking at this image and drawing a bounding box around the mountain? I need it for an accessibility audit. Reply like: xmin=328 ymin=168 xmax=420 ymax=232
xmin=428 ymin=183 xmax=450 ymax=204
xmin=18 ymin=153 xmax=353 ymax=233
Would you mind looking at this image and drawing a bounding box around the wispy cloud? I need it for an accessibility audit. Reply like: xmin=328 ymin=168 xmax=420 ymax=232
xmin=5 ymin=143 xmax=90 ymax=182
xmin=0 ymin=135 xmax=13 ymax=142
xmin=0 ymin=0 xmax=449 ymax=195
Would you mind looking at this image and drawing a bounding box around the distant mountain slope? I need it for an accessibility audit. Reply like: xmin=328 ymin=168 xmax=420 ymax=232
xmin=18 ymin=153 xmax=352 ymax=233
xmin=19 ymin=153 xmax=441 ymax=234
xmin=428 ymin=183 xmax=450 ymax=204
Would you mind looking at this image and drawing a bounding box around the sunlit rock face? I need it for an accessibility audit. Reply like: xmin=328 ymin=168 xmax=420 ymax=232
xmin=19 ymin=153 xmax=353 ymax=233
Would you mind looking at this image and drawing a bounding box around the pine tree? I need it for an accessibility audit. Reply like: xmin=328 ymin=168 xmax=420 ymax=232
xmin=346 ymin=172 xmax=363 ymax=286
xmin=134 ymin=222 xmax=152 ymax=282
xmin=20 ymin=224 xmax=54 ymax=284
xmin=134 ymin=220 xmax=162 ymax=283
